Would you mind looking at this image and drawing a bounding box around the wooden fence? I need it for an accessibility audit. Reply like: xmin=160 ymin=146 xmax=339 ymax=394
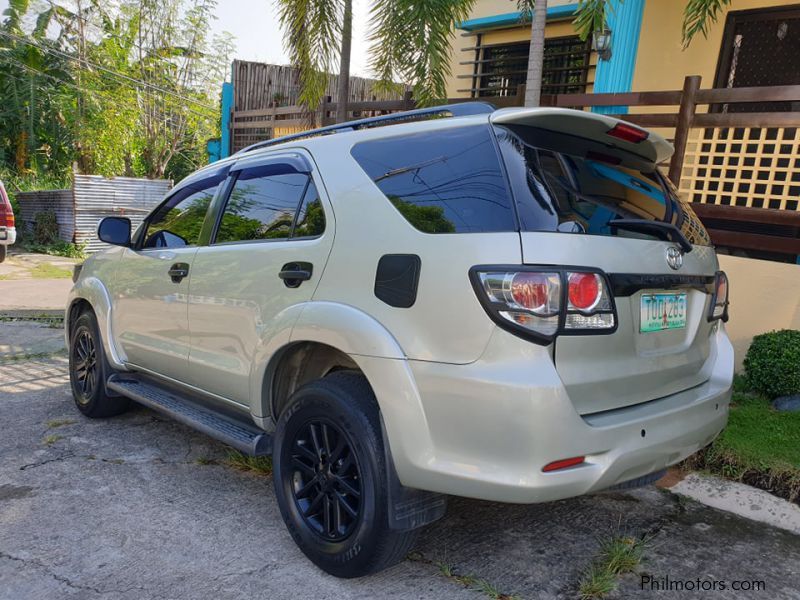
xmin=229 ymin=75 xmax=800 ymax=258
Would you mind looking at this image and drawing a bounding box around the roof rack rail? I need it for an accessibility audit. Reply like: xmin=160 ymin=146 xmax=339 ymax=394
xmin=235 ymin=101 xmax=496 ymax=155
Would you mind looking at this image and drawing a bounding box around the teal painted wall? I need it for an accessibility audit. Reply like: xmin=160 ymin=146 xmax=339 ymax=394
xmin=592 ymin=0 xmax=645 ymax=114
xmin=220 ymin=81 xmax=233 ymax=158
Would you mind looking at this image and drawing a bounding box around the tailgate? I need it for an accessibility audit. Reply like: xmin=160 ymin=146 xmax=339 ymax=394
xmin=522 ymin=233 xmax=718 ymax=414
xmin=492 ymin=108 xmax=721 ymax=414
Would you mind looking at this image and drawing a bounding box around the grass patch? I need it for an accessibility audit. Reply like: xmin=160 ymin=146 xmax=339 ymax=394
xmin=29 ymin=263 xmax=72 ymax=279
xmin=682 ymin=383 xmax=800 ymax=502
xmin=195 ymin=457 xmax=217 ymax=466
xmin=43 ymin=434 xmax=62 ymax=446
xmin=46 ymin=418 xmax=76 ymax=429
xmin=225 ymin=452 xmax=273 ymax=476
xmin=407 ymin=552 xmax=520 ymax=600
xmin=577 ymin=536 xmax=646 ymax=600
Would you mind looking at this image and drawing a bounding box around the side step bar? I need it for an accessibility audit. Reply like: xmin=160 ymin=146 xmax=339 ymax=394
xmin=107 ymin=374 xmax=272 ymax=456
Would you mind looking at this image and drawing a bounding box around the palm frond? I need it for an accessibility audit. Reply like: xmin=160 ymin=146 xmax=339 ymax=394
xmin=369 ymin=0 xmax=475 ymax=107
xmin=277 ymin=0 xmax=344 ymax=110
xmin=572 ymin=0 xmax=611 ymax=41
xmin=682 ymin=0 xmax=730 ymax=47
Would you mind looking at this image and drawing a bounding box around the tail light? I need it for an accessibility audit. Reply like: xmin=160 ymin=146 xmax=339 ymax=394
xmin=0 ymin=185 xmax=13 ymax=228
xmin=470 ymin=266 xmax=617 ymax=344
xmin=708 ymin=271 xmax=729 ymax=322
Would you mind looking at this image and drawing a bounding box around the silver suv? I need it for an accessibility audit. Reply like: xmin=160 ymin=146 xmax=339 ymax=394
xmin=67 ymin=103 xmax=733 ymax=578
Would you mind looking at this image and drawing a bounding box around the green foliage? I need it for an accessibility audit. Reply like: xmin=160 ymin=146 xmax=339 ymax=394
xmin=390 ymin=197 xmax=456 ymax=234
xmin=32 ymin=211 xmax=59 ymax=245
xmin=0 ymin=0 xmax=234 ymax=183
xmin=682 ymin=0 xmax=732 ymax=47
xmin=22 ymin=240 xmax=86 ymax=258
xmin=744 ymin=329 xmax=800 ymax=398
xmin=685 ymin=386 xmax=800 ymax=502
xmin=578 ymin=536 xmax=646 ymax=599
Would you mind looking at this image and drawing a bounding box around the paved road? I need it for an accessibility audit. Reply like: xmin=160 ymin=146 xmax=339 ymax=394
xmin=1 ymin=351 xmax=799 ymax=599
xmin=0 ymin=251 xmax=77 ymax=311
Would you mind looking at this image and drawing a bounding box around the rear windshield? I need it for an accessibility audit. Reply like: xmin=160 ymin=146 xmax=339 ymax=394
xmin=350 ymin=125 xmax=515 ymax=233
xmin=494 ymin=124 xmax=711 ymax=246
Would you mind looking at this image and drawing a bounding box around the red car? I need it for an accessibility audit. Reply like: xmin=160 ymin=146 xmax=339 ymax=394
xmin=0 ymin=181 xmax=16 ymax=263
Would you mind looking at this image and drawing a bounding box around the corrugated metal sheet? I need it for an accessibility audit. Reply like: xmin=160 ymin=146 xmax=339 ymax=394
xmin=72 ymin=175 xmax=171 ymax=254
xmin=14 ymin=176 xmax=171 ymax=254
xmin=16 ymin=190 xmax=74 ymax=243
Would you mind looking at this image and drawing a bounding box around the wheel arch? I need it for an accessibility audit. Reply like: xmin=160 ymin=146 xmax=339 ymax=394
xmin=66 ymin=277 xmax=127 ymax=370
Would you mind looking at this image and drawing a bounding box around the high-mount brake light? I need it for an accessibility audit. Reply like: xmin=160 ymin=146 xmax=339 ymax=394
xmin=470 ymin=267 xmax=617 ymax=344
xmin=607 ymin=122 xmax=649 ymax=144
xmin=708 ymin=271 xmax=729 ymax=322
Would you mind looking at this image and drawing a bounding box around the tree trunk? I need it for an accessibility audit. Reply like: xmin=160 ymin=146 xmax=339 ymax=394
xmin=335 ymin=0 xmax=353 ymax=123
xmin=524 ymin=0 xmax=548 ymax=107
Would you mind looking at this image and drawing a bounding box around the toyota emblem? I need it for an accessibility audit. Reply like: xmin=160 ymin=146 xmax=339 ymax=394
xmin=665 ymin=246 xmax=683 ymax=270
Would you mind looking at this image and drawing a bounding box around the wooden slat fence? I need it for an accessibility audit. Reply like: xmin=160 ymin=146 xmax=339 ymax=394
xmin=229 ymin=75 xmax=800 ymax=258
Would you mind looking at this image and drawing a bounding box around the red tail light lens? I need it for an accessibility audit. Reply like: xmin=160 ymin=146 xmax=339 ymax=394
xmin=471 ymin=267 xmax=617 ymax=344
xmin=0 ymin=185 xmax=12 ymax=228
xmin=708 ymin=271 xmax=729 ymax=322
xmin=568 ymin=273 xmax=601 ymax=311
xmin=511 ymin=272 xmax=549 ymax=311
xmin=607 ymin=122 xmax=649 ymax=144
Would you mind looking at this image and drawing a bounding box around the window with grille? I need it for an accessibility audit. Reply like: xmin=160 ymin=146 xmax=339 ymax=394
xmin=469 ymin=36 xmax=591 ymax=97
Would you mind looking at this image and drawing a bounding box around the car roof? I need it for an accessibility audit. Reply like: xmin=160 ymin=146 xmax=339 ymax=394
xmin=182 ymin=105 xmax=673 ymax=190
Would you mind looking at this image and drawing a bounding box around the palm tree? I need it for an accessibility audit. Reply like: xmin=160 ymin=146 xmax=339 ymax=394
xmin=520 ymin=0 xmax=733 ymax=107
xmin=522 ymin=0 xmax=547 ymax=108
xmin=276 ymin=0 xmax=476 ymax=119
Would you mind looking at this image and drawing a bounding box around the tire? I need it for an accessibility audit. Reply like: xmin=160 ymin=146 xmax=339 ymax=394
xmin=69 ymin=310 xmax=129 ymax=418
xmin=273 ymin=370 xmax=417 ymax=578
xmin=0 ymin=245 xmax=6 ymax=263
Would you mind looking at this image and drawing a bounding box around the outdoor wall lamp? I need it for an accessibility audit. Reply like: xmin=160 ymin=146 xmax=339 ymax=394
xmin=593 ymin=28 xmax=612 ymax=60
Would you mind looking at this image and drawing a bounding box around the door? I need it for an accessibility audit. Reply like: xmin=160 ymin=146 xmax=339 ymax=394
xmin=187 ymin=152 xmax=334 ymax=406
xmin=111 ymin=171 xmax=224 ymax=382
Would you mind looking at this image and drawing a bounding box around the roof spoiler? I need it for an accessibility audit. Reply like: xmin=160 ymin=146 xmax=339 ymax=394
xmin=490 ymin=108 xmax=673 ymax=166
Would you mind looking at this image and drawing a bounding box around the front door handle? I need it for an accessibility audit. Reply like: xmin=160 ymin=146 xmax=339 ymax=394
xmin=279 ymin=262 xmax=313 ymax=288
xmin=168 ymin=262 xmax=190 ymax=283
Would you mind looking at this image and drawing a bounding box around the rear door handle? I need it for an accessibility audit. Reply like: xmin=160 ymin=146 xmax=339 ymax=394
xmin=279 ymin=262 xmax=313 ymax=288
xmin=168 ymin=262 xmax=190 ymax=283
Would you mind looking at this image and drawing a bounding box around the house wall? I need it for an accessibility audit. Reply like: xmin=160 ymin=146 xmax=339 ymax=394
xmin=718 ymin=254 xmax=800 ymax=370
xmin=631 ymin=0 xmax=797 ymax=94
xmin=446 ymin=1 xmax=590 ymax=98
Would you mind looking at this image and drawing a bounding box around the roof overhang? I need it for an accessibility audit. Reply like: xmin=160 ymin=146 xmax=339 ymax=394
xmin=457 ymin=2 xmax=579 ymax=32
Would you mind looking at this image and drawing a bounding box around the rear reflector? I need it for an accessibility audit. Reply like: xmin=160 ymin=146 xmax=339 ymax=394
xmin=542 ymin=456 xmax=585 ymax=472
xmin=607 ymin=122 xmax=649 ymax=144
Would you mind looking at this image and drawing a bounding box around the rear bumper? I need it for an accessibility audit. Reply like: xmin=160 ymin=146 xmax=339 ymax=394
xmin=370 ymin=324 xmax=732 ymax=504
xmin=0 ymin=227 xmax=16 ymax=245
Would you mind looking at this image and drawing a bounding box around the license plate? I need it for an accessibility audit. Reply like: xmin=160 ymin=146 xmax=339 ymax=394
xmin=640 ymin=293 xmax=687 ymax=333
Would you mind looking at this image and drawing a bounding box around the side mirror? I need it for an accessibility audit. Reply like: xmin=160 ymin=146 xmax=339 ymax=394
xmin=98 ymin=217 xmax=131 ymax=247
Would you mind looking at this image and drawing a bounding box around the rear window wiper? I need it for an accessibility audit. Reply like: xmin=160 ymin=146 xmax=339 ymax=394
xmin=608 ymin=219 xmax=693 ymax=253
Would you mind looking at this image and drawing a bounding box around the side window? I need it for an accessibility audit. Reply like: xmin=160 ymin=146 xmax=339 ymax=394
xmin=350 ymin=125 xmax=515 ymax=233
xmin=143 ymin=176 xmax=221 ymax=248
xmin=215 ymin=165 xmax=311 ymax=244
xmin=293 ymin=181 xmax=326 ymax=238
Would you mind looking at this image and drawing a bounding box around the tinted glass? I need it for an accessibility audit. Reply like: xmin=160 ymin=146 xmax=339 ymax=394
xmin=144 ymin=176 xmax=222 ymax=248
xmin=494 ymin=125 xmax=711 ymax=246
xmin=216 ymin=167 xmax=308 ymax=244
xmin=293 ymin=181 xmax=326 ymax=238
xmin=351 ymin=125 xmax=515 ymax=233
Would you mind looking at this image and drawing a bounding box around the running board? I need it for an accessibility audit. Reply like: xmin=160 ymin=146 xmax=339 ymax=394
xmin=107 ymin=374 xmax=272 ymax=456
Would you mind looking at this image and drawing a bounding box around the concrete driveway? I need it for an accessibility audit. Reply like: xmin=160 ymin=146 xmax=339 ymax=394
xmin=1 ymin=327 xmax=799 ymax=599
xmin=0 ymin=251 xmax=77 ymax=311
